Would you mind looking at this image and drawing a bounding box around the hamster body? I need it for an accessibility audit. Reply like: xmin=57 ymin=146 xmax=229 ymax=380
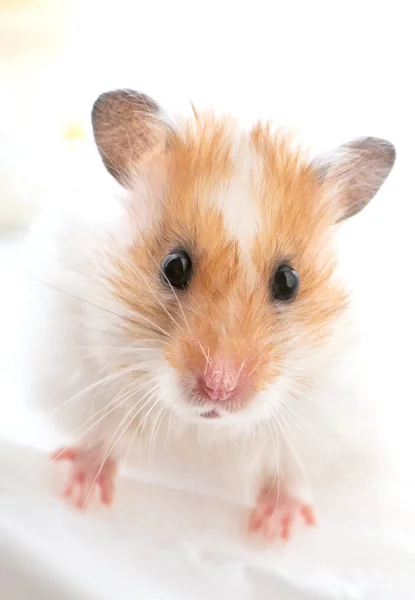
xmin=28 ymin=90 xmax=395 ymax=537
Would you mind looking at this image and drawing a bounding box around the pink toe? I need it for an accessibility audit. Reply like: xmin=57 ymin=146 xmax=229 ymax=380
xmin=77 ymin=476 xmax=95 ymax=509
xmin=301 ymin=505 xmax=316 ymax=526
xmin=280 ymin=515 xmax=291 ymax=540
xmin=249 ymin=506 xmax=265 ymax=531
xmin=51 ymin=447 xmax=76 ymax=462
xmin=100 ymin=477 xmax=114 ymax=505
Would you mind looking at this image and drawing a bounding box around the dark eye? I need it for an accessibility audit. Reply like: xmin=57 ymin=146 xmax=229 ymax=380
xmin=271 ymin=265 xmax=300 ymax=301
xmin=161 ymin=251 xmax=192 ymax=289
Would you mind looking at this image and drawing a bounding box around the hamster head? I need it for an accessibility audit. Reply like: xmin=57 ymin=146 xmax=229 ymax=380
xmin=91 ymin=90 xmax=395 ymax=426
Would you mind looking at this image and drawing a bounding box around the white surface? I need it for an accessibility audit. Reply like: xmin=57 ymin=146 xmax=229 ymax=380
xmin=1 ymin=0 xmax=414 ymax=228
xmin=1 ymin=439 xmax=414 ymax=600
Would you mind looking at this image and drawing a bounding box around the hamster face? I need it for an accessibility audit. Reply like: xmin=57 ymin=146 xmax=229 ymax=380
xmin=106 ymin=116 xmax=347 ymax=426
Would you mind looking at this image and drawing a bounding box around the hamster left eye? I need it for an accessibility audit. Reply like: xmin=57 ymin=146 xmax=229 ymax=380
xmin=161 ymin=250 xmax=192 ymax=290
xmin=271 ymin=265 xmax=300 ymax=301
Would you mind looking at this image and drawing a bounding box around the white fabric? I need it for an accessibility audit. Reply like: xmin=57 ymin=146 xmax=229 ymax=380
xmin=1 ymin=433 xmax=415 ymax=599
xmin=1 ymin=235 xmax=415 ymax=599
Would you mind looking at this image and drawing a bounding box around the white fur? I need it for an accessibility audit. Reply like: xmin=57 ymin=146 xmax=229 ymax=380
xmin=25 ymin=146 xmax=383 ymax=510
xmin=214 ymin=134 xmax=262 ymax=250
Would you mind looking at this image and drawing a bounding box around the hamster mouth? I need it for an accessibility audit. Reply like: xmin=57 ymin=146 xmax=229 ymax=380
xmin=200 ymin=409 xmax=220 ymax=419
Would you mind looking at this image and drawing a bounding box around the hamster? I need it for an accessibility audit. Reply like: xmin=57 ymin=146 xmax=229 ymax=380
xmin=29 ymin=89 xmax=395 ymax=540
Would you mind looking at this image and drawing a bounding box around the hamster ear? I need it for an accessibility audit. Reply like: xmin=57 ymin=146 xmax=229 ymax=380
xmin=314 ymin=137 xmax=396 ymax=222
xmin=91 ymin=89 xmax=170 ymax=187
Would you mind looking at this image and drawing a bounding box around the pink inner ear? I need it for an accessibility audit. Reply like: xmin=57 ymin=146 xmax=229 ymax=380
xmin=314 ymin=137 xmax=396 ymax=222
xmin=91 ymin=89 xmax=169 ymax=188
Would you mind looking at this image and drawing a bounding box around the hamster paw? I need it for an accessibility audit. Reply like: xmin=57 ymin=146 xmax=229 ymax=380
xmin=51 ymin=445 xmax=117 ymax=509
xmin=249 ymin=485 xmax=316 ymax=541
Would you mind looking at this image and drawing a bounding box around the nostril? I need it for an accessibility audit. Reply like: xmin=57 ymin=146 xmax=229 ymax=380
xmin=202 ymin=381 xmax=237 ymax=402
xmin=199 ymin=358 xmax=246 ymax=403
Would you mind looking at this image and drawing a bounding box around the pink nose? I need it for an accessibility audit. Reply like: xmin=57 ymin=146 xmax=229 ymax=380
xmin=201 ymin=359 xmax=243 ymax=402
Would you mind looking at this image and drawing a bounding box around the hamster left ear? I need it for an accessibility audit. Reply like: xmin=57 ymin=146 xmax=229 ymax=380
xmin=314 ymin=137 xmax=396 ymax=222
xmin=91 ymin=89 xmax=170 ymax=188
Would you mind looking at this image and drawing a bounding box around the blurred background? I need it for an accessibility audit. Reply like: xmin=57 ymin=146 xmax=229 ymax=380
xmin=1 ymin=0 xmax=413 ymax=228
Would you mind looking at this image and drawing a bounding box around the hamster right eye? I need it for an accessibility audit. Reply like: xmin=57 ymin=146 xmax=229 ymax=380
xmin=271 ymin=264 xmax=300 ymax=302
xmin=161 ymin=251 xmax=192 ymax=290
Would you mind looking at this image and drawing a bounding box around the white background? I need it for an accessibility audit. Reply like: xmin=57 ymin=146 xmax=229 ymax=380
xmin=1 ymin=1 xmax=415 ymax=598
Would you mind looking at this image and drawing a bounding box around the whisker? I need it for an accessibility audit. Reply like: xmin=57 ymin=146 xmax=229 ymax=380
xmin=270 ymin=405 xmax=310 ymax=492
xmin=264 ymin=418 xmax=281 ymax=502
xmin=137 ymin=396 xmax=163 ymax=471
xmin=50 ymin=342 xmax=160 ymax=379
xmin=149 ymin=402 xmax=167 ymax=468
xmin=248 ymin=357 xmax=261 ymax=378
xmin=122 ymin=312 xmax=175 ymax=341
xmin=66 ymin=342 xmax=160 ymax=352
xmin=51 ymin=364 xmax=147 ymax=416
xmin=166 ymin=408 xmax=175 ymax=460
xmin=50 ymin=378 xmax=149 ymax=462
xmin=197 ymin=341 xmax=211 ymax=378
xmin=236 ymin=358 xmax=247 ymax=380
xmin=146 ymin=252 xmax=191 ymax=334
xmin=282 ymin=403 xmax=352 ymax=481
xmin=28 ymin=274 xmax=128 ymax=321
xmin=133 ymin=263 xmax=183 ymax=332
xmin=28 ymin=272 xmax=174 ymax=340
xmin=75 ymin=377 xmax=153 ymax=439
xmin=82 ymin=385 xmax=160 ymax=507
xmin=122 ymin=389 xmax=161 ymax=467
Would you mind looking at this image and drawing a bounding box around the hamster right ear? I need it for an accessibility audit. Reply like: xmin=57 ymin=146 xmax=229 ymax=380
xmin=314 ymin=137 xmax=396 ymax=222
xmin=91 ymin=89 xmax=170 ymax=188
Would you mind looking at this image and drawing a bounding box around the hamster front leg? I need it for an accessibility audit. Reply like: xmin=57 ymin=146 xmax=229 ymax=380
xmin=51 ymin=441 xmax=118 ymax=509
xmin=249 ymin=480 xmax=316 ymax=540
xmin=49 ymin=391 xmax=126 ymax=509
xmin=249 ymin=454 xmax=316 ymax=540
